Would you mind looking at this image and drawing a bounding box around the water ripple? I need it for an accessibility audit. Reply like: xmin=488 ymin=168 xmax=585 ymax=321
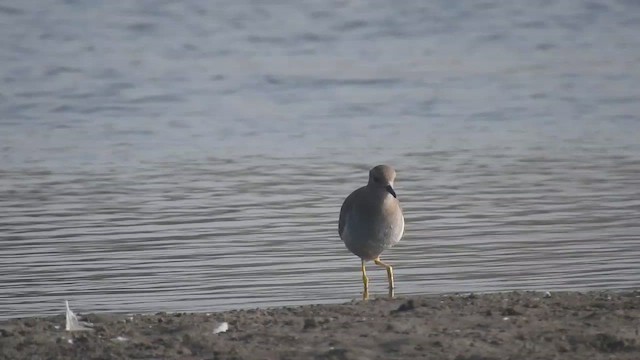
xmin=1 ymin=0 xmax=640 ymax=319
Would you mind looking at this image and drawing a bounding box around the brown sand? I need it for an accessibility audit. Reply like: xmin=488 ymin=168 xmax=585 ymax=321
xmin=1 ymin=291 xmax=639 ymax=360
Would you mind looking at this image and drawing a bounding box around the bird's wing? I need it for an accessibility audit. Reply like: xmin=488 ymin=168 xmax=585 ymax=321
xmin=338 ymin=187 xmax=363 ymax=237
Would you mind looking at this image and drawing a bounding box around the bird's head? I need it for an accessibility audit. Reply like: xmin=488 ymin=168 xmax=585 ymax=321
xmin=368 ymin=164 xmax=397 ymax=198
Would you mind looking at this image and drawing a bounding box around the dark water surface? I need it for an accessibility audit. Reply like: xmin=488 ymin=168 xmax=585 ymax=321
xmin=1 ymin=0 xmax=639 ymax=319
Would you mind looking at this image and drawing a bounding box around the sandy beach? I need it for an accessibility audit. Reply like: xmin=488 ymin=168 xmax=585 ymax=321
xmin=1 ymin=290 xmax=638 ymax=360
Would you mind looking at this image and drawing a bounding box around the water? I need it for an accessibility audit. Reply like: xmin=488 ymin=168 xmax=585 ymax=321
xmin=1 ymin=0 xmax=639 ymax=320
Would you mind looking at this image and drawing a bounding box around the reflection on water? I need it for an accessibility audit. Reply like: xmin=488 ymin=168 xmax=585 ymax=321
xmin=1 ymin=0 xmax=639 ymax=319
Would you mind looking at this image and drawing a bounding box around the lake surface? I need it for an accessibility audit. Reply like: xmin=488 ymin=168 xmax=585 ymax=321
xmin=1 ymin=0 xmax=639 ymax=319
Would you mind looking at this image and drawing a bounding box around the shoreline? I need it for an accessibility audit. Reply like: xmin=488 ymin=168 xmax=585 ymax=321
xmin=1 ymin=290 xmax=638 ymax=359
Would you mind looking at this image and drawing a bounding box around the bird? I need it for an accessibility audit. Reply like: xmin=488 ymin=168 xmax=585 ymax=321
xmin=339 ymin=165 xmax=405 ymax=300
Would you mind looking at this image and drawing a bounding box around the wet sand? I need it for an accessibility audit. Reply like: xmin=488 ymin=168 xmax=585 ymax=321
xmin=1 ymin=291 xmax=638 ymax=360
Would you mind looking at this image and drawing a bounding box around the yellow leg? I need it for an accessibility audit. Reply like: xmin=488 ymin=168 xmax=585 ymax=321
xmin=374 ymin=257 xmax=394 ymax=294
xmin=361 ymin=259 xmax=369 ymax=300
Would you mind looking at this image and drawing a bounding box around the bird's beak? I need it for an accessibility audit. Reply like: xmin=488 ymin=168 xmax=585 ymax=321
xmin=385 ymin=185 xmax=397 ymax=198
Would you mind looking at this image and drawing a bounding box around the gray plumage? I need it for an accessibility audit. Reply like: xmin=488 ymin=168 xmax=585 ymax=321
xmin=339 ymin=165 xmax=405 ymax=261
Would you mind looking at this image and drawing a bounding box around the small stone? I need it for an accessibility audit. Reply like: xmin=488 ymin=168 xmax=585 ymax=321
xmin=303 ymin=318 xmax=317 ymax=330
xmin=501 ymin=308 xmax=522 ymax=316
xmin=393 ymin=299 xmax=415 ymax=313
